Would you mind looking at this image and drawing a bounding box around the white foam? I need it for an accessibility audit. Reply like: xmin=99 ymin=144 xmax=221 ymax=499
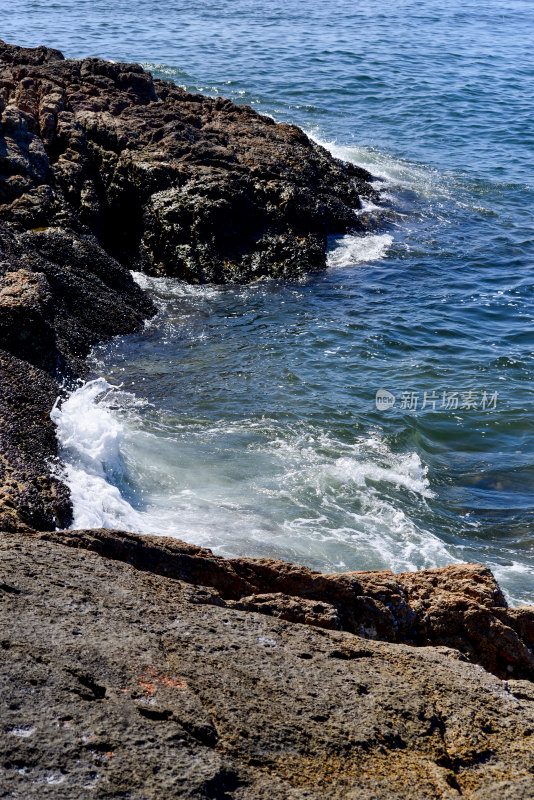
xmin=9 ymin=727 xmax=35 ymax=738
xmin=52 ymin=379 xmax=453 ymax=574
xmin=331 ymin=451 xmax=433 ymax=497
xmin=311 ymin=134 xmax=450 ymax=202
xmin=356 ymin=198 xmax=387 ymax=215
xmin=256 ymin=428 xmax=451 ymax=574
xmin=53 ymin=381 xmax=534 ymax=602
xmin=52 ymin=378 xmax=123 ymax=473
xmin=327 ymin=233 xmax=393 ymax=268
xmin=131 ymin=271 xmax=220 ymax=298
xmin=52 ymin=378 xmax=440 ymax=569
xmin=313 ymin=135 xmax=409 ymax=183
xmin=51 ymin=379 xmax=148 ymax=531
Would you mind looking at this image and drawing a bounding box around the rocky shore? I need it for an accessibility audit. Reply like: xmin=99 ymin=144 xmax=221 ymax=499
xmin=0 ymin=39 xmax=376 ymax=533
xmin=0 ymin=41 xmax=533 ymax=798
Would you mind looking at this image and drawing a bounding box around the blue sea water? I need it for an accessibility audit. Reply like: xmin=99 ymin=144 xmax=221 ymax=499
xmin=5 ymin=1 xmax=534 ymax=602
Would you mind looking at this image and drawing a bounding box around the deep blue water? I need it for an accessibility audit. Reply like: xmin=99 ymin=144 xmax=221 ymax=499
xmin=7 ymin=1 xmax=534 ymax=602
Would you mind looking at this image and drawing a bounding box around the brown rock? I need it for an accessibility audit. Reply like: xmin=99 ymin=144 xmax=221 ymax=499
xmin=28 ymin=527 xmax=534 ymax=681
xmin=0 ymin=269 xmax=54 ymax=368
xmin=0 ymin=351 xmax=70 ymax=530
xmin=1 ymin=531 xmax=533 ymax=799
xmin=0 ymin=38 xmax=378 ymax=283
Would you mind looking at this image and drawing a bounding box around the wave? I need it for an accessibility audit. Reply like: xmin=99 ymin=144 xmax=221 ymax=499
xmin=312 ymin=135 xmax=443 ymax=196
xmin=327 ymin=233 xmax=394 ymax=268
xmin=51 ymin=379 xmax=149 ymax=530
xmin=52 ymin=379 xmax=457 ymax=575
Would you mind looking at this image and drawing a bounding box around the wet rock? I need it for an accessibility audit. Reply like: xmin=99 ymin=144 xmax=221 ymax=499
xmin=0 ymin=269 xmax=55 ymax=368
xmin=0 ymin=39 xmax=378 ymax=283
xmin=0 ymin=351 xmax=70 ymax=530
xmin=0 ymin=222 xmax=154 ymax=530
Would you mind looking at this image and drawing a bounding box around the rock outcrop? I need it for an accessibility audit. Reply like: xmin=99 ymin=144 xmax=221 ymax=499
xmin=1 ymin=530 xmax=534 ymax=799
xmin=0 ymin=224 xmax=153 ymax=531
xmin=0 ymin=39 xmax=377 ymax=284
xmin=0 ymin=39 xmax=377 ymax=532
xmin=24 ymin=527 xmax=534 ymax=683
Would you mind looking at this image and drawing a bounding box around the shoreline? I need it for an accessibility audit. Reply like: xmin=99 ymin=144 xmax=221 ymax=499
xmin=0 ymin=38 xmax=376 ymax=534
xmin=1 ymin=40 xmax=534 ymax=797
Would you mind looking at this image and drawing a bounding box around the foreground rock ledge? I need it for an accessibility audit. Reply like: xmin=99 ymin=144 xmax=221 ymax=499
xmin=1 ymin=529 xmax=534 ymax=799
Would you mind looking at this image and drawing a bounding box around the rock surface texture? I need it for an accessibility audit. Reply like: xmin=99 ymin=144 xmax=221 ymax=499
xmin=19 ymin=528 xmax=534 ymax=683
xmin=1 ymin=41 xmax=534 ymax=799
xmin=1 ymin=529 xmax=534 ymax=800
xmin=0 ymin=39 xmax=377 ymax=532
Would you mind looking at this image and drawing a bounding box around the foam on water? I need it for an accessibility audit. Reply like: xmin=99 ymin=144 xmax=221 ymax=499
xmin=51 ymin=379 xmax=146 ymax=530
xmin=327 ymin=233 xmax=394 ymax=268
xmin=54 ymin=377 xmax=532 ymax=597
xmin=132 ymin=271 xmax=221 ymax=298
xmin=313 ymin=136 xmax=440 ymax=194
xmin=53 ymin=378 xmax=459 ymax=574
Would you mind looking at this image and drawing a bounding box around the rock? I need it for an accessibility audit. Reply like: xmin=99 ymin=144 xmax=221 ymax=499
xmin=228 ymin=592 xmax=342 ymax=630
xmin=0 ymin=222 xmax=155 ymax=378
xmin=0 ymin=223 xmax=154 ymax=530
xmin=0 ymin=39 xmax=378 ymax=284
xmin=0 ymin=269 xmax=55 ymax=368
xmin=1 ymin=530 xmax=533 ymax=799
xmin=507 ymin=680 xmax=534 ymax=703
xmin=0 ymin=352 xmax=70 ymax=531
xmin=26 ymin=527 xmax=534 ymax=681
xmin=15 ymin=226 xmax=154 ymax=375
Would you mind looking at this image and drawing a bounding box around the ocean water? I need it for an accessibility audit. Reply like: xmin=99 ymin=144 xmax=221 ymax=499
xmin=6 ymin=1 xmax=534 ymax=603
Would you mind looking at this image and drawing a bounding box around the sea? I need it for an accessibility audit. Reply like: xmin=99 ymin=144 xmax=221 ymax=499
xmin=5 ymin=0 xmax=534 ymax=604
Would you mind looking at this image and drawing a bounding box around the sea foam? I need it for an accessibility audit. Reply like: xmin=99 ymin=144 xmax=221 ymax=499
xmin=52 ymin=378 xmax=456 ymax=575
xmin=327 ymin=233 xmax=394 ymax=268
xmin=51 ymin=379 xmax=147 ymax=530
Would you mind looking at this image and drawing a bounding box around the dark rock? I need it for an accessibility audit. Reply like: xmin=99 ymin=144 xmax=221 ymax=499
xmin=0 ymin=351 xmax=70 ymax=530
xmin=0 ymin=269 xmax=55 ymax=368
xmin=0 ymin=38 xmax=377 ymax=283
xmin=0 ymin=222 xmax=154 ymax=530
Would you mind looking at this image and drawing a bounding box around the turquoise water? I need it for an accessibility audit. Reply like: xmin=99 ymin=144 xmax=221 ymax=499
xmin=7 ymin=1 xmax=534 ymax=602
